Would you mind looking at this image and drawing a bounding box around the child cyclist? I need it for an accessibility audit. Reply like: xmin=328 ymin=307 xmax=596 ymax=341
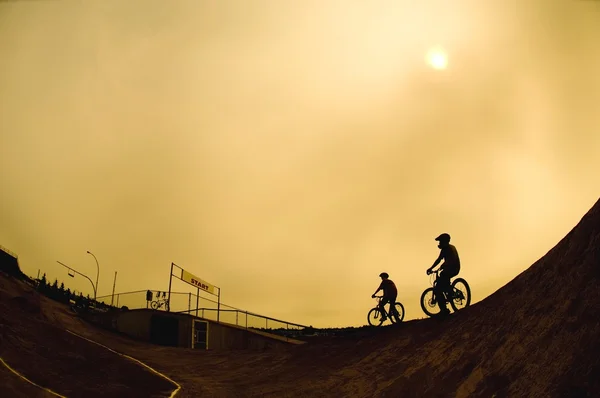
xmin=371 ymin=272 xmax=399 ymax=321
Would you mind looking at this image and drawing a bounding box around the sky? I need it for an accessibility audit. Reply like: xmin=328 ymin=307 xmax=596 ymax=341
xmin=1 ymin=0 xmax=599 ymax=328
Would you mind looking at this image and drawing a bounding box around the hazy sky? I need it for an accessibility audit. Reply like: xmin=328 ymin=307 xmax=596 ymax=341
xmin=1 ymin=0 xmax=599 ymax=327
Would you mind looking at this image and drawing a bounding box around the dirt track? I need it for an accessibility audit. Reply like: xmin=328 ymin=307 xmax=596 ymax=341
xmin=1 ymin=197 xmax=599 ymax=397
xmin=0 ymin=363 xmax=57 ymax=398
xmin=0 ymin=276 xmax=176 ymax=398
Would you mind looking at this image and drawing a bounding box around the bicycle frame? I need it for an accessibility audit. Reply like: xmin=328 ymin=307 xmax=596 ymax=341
xmin=421 ymin=268 xmax=470 ymax=317
xmin=368 ymin=295 xmax=405 ymax=326
xmin=373 ymin=296 xmax=396 ymax=317
xmin=158 ymin=299 xmax=169 ymax=307
xmin=429 ymin=270 xmax=455 ymax=298
xmin=151 ymin=298 xmax=170 ymax=310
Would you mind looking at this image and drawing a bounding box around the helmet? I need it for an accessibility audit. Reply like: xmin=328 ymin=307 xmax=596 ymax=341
xmin=435 ymin=233 xmax=451 ymax=243
xmin=379 ymin=272 xmax=389 ymax=279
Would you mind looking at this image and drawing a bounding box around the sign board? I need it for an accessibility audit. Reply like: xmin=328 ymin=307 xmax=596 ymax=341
xmin=181 ymin=269 xmax=216 ymax=295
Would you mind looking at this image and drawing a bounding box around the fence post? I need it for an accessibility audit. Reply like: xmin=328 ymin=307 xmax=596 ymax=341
xmin=217 ymin=287 xmax=221 ymax=323
xmin=167 ymin=262 xmax=173 ymax=312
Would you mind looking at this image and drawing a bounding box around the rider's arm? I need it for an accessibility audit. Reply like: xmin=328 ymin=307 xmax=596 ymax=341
xmin=428 ymin=251 xmax=444 ymax=272
xmin=372 ymin=282 xmax=384 ymax=297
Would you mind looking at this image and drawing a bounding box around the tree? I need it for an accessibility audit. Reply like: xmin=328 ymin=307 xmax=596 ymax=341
xmin=38 ymin=273 xmax=48 ymax=293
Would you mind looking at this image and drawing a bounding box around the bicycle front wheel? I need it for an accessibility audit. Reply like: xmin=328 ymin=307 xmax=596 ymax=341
xmin=420 ymin=288 xmax=441 ymax=317
xmin=367 ymin=308 xmax=384 ymax=326
xmin=151 ymin=301 xmax=159 ymax=310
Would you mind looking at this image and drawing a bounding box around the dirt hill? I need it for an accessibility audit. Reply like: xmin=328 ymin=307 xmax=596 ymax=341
xmin=0 ymin=273 xmax=178 ymax=397
xmin=1 ymin=197 xmax=599 ymax=397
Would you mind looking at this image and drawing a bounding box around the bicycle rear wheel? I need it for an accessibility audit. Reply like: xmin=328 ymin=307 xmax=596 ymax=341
xmin=449 ymin=278 xmax=471 ymax=312
xmin=367 ymin=307 xmax=384 ymax=326
xmin=391 ymin=302 xmax=405 ymax=323
xmin=151 ymin=301 xmax=159 ymax=310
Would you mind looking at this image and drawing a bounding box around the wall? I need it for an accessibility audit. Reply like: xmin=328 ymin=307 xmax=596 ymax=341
xmin=116 ymin=310 xmax=153 ymax=341
xmin=177 ymin=315 xmax=193 ymax=348
xmin=85 ymin=309 xmax=303 ymax=350
xmin=206 ymin=321 xmax=304 ymax=350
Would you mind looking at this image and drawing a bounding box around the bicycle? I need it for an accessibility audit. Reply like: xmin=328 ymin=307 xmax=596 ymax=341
xmin=420 ymin=269 xmax=471 ymax=317
xmin=70 ymin=299 xmax=88 ymax=315
xmin=151 ymin=297 xmax=170 ymax=311
xmin=367 ymin=296 xmax=405 ymax=326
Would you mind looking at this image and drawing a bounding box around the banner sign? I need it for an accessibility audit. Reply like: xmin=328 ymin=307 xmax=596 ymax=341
xmin=181 ymin=269 xmax=216 ymax=295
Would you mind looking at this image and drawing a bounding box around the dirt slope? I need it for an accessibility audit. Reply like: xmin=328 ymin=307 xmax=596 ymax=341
xmin=0 ymin=275 xmax=177 ymax=398
xmin=1 ymin=197 xmax=599 ymax=397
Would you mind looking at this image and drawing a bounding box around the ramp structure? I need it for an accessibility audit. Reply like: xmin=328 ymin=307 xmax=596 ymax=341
xmin=0 ymin=246 xmax=24 ymax=279
xmin=85 ymin=308 xmax=306 ymax=350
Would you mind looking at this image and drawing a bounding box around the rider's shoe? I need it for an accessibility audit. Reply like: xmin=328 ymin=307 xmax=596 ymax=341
xmin=438 ymin=307 xmax=450 ymax=316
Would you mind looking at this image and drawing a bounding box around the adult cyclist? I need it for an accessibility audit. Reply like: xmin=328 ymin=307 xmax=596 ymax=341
xmin=426 ymin=233 xmax=460 ymax=315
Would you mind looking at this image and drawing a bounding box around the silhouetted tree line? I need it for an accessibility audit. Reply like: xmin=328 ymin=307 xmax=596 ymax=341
xmin=35 ymin=273 xmax=113 ymax=311
xmin=256 ymin=325 xmax=382 ymax=339
xmin=253 ymin=325 xmax=318 ymax=338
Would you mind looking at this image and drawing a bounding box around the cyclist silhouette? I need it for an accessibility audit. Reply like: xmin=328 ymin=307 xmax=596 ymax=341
xmin=371 ymin=272 xmax=398 ymax=321
xmin=426 ymin=233 xmax=461 ymax=315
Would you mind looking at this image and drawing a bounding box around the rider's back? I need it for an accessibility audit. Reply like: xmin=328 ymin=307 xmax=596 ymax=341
xmin=380 ymin=279 xmax=398 ymax=297
xmin=442 ymin=244 xmax=461 ymax=273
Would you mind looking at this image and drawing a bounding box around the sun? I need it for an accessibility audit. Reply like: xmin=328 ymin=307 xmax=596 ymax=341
xmin=426 ymin=47 xmax=448 ymax=70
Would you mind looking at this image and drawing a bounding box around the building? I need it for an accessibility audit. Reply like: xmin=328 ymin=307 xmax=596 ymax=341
xmin=87 ymin=308 xmax=306 ymax=350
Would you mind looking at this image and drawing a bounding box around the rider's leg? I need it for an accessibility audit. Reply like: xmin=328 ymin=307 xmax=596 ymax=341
xmin=389 ymin=294 xmax=399 ymax=320
xmin=445 ymin=269 xmax=459 ymax=299
xmin=379 ymin=297 xmax=390 ymax=319
xmin=435 ymin=272 xmax=451 ymax=313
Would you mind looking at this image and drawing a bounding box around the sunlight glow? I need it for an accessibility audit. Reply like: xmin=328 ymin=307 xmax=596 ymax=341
xmin=426 ymin=47 xmax=448 ymax=70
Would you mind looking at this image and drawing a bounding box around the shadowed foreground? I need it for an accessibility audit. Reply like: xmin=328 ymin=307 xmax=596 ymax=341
xmin=1 ymin=197 xmax=599 ymax=397
xmin=0 ymin=276 xmax=177 ymax=398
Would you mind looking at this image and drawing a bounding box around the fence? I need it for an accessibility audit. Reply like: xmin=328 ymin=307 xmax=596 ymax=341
xmin=96 ymin=290 xmax=201 ymax=311
xmin=0 ymin=245 xmax=18 ymax=259
xmin=96 ymin=289 xmax=309 ymax=334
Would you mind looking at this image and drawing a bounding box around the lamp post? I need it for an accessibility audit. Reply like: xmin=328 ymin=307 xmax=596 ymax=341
xmin=111 ymin=271 xmax=117 ymax=306
xmin=86 ymin=251 xmax=99 ymax=300
xmin=57 ymin=261 xmax=96 ymax=299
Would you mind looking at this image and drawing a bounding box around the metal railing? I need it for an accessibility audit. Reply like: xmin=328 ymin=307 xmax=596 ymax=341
xmin=177 ymin=307 xmax=308 ymax=331
xmin=96 ymin=290 xmax=148 ymax=309
xmin=0 ymin=245 xmax=18 ymax=259
xmin=95 ymin=289 xmax=308 ymax=335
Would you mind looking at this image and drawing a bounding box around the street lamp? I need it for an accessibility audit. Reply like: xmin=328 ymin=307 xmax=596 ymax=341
xmin=86 ymin=251 xmax=99 ymax=300
xmin=57 ymin=261 xmax=97 ymax=299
